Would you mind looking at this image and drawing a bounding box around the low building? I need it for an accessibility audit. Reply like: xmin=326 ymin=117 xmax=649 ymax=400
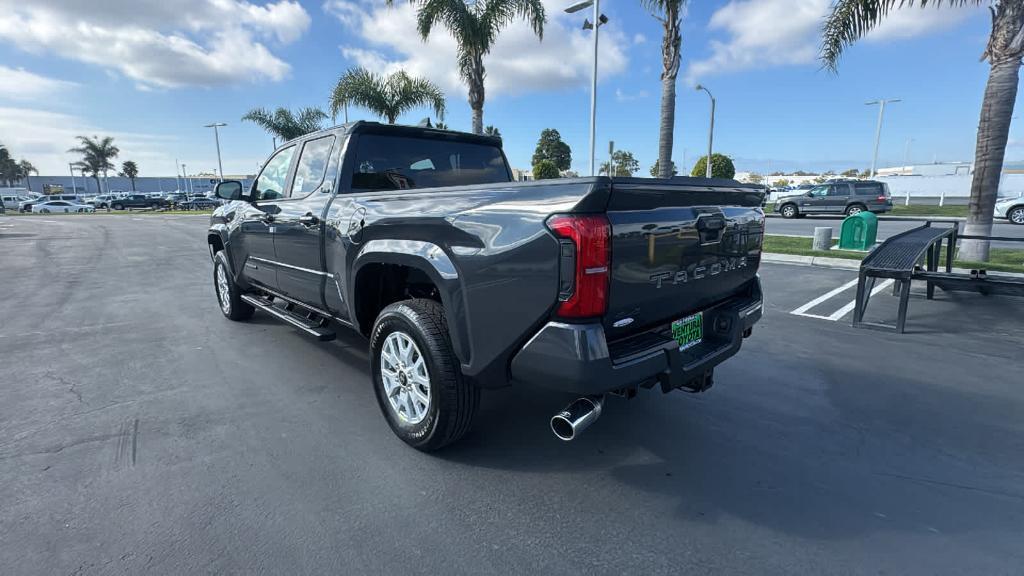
xmin=23 ymin=174 xmax=255 ymax=196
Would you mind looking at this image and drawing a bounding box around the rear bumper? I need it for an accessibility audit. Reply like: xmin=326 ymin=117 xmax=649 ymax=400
xmin=510 ymin=277 xmax=763 ymax=395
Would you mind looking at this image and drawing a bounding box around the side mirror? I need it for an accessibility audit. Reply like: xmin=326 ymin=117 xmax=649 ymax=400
xmin=805 ymin=191 xmax=814 ymax=197
xmin=215 ymin=180 xmax=244 ymax=201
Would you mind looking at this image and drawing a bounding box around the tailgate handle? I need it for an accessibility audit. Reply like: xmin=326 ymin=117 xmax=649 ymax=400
xmin=696 ymin=214 xmax=725 ymax=231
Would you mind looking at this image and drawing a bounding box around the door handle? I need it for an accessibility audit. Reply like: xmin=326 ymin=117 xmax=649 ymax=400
xmin=298 ymin=213 xmax=320 ymax=226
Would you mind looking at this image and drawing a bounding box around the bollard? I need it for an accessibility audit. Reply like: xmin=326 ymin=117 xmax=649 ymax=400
xmin=939 ymin=191 xmax=945 ymax=207
xmin=812 ymin=227 xmax=832 ymax=251
xmin=904 ymin=194 xmax=911 ymax=206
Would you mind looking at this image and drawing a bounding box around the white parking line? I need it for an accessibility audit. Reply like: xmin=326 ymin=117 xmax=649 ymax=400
xmin=827 ymin=280 xmax=894 ymax=320
xmin=791 ymin=279 xmax=859 ymax=315
xmin=790 ymin=277 xmax=895 ymax=322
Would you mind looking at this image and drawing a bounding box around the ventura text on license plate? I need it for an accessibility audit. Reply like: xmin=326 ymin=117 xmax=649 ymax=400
xmin=672 ymin=312 xmax=703 ymax=351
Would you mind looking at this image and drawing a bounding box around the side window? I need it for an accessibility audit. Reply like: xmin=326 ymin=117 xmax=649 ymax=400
xmin=291 ymin=136 xmax=336 ymax=197
xmin=809 ymin=185 xmax=829 ymax=198
xmin=854 ymin=183 xmax=881 ymax=196
xmin=253 ymin=146 xmax=296 ymax=201
xmin=828 ymin=184 xmax=849 ymax=196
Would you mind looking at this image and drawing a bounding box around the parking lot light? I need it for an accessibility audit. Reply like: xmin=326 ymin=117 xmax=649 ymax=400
xmin=204 ymin=122 xmax=227 ymax=182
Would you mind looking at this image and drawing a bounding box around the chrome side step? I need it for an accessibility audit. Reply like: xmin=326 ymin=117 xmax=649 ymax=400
xmin=241 ymin=294 xmax=336 ymax=341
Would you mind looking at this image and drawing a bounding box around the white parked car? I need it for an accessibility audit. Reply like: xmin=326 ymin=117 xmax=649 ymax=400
xmin=994 ymin=195 xmax=1024 ymax=225
xmin=31 ymin=200 xmax=95 ymax=214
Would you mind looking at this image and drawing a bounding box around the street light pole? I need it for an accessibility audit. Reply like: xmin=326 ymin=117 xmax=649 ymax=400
xmin=175 ymin=158 xmax=182 ymax=192
xmin=903 ymin=137 xmax=915 ymax=175
xmin=565 ymin=0 xmax=603 ymax=176
xmin=69 ymin=163 xmax=77 ymax=195
xmin=866 ymin=98 xmax=901 ymax=177
xmin=204 ymin=122 xmax=227 ymax=182
xmin=696 ymin=84 xmax=715 ymax=178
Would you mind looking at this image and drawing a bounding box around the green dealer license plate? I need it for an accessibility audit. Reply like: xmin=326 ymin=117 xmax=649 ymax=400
xmin=671 ymin=312 xmax=703 ymax=351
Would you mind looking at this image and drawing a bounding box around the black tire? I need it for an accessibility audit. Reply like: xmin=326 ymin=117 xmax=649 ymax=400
xmin=845 ymin=204 xmax=866 ymax=217
xmin=779 ymin=203 xmax=798 ymax=219
xmin=112 ymin=203 xmax=123 ymax=210
xmin=370 ymin=299 xmax=479 ymax=451
xmin=40 ymin=208 xmax=50 ymax=214
xmin=1008 ymin=206 xmax=1024 ymax=225
xmin=213 ymin=251 xmax=254 ymax=321
xmin=150 ymin=202 xmax=160 ymax=209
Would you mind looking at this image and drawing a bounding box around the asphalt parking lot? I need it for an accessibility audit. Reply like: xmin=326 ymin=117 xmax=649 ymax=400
xmin=2 ymin=214 xmax=1024 ymax=575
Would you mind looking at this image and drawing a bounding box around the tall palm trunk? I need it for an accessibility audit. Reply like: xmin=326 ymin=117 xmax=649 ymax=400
xmin=468 ymin=54 xmax=486 ymax=135
xmin=93 ymin=175 xmax=102 ymax=195
xmin=960 ymin=1 xmax=1024 ymax=262
xmin=656 ymin=2 xmax=681 ymax=179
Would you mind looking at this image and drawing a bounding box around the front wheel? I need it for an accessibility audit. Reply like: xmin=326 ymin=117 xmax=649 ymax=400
xmin=150 ymin=202 xmax=160 ymax=209
xmin=1009 ymin=206 xmax=1024 ymax=225
xmin=845 ymin=204 xmax=865 ymax=217
xmin=780 ymin=204 xmax=798 ymax=219
xmin=213 ymin=251 xmax=254 ymax=321
xmin=370 ymin=299 xmax=479 ymax=451
xmin=112 ymin=203 xmax=123 ymax=210
xmin=40 ymin=208 xmax=50 ymax=214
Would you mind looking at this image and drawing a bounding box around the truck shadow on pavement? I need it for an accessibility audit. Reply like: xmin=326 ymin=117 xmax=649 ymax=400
xmin=435 ymin=341 xmax=1024 ymax=544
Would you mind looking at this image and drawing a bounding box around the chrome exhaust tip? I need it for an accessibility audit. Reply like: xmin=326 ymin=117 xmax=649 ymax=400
xmin=550 ymin=395 xmax=604 ymax=441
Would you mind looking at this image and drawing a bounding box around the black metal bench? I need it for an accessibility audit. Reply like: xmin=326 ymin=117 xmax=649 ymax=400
xmin=853 ymin=221 xmax=1024 ymax=333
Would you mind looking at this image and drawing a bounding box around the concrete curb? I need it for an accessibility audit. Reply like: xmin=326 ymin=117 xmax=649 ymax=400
xmin=762 ymin=252 xmax=1024 ymax=278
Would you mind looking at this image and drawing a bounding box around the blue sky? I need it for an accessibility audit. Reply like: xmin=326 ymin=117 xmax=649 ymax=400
xmin=0 ymin=0 xmax=1009 ymax=178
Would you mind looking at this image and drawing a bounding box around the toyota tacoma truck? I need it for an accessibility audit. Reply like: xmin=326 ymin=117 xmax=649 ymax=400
xmin=207 ymin=122 xmax=765 ymax=450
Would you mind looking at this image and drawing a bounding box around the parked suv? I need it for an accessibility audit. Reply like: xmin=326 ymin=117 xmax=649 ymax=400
xmin=775 ymin=180 xmax=892 ymax=218
xmin=19 ymin=194 xmax=81 ymax=213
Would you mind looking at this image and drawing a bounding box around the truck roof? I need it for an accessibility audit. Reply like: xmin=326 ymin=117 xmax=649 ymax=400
xmin=278 ymin=120 xmax=503 ymax=149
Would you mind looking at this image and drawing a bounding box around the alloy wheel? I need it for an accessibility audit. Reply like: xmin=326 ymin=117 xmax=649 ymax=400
xmin=380 ymin=331 xmax=431 ymax=424
xmin=215 ymin=263 xmax=231 ymax=315
xmin=1011 ymin=207 xmax=1024 ymax=225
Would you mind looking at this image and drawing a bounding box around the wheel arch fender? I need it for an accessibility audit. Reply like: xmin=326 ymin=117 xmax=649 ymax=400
xmin=351 ymin=239 xmax=469 ymax=364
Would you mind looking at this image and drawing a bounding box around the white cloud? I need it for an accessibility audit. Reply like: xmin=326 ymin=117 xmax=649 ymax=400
xmin=615 ymin=88 xmax=649 ymax=102
xmin=0 ymin=106 xmax=180 ymax=174
xmin=0 ymin=0 xmax=311 ymax=89
xmin=634 ymin=33 xmax=647 ymax=45
xmin=0 ymin=66 xmax=77 ymax=101
xmin=325 ymin=0 xmax=629 ymax=98
xmin=687 ymin=0 xmax=974 ymax=82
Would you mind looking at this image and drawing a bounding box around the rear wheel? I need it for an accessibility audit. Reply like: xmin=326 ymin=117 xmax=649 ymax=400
xmin=370 ymin=299 xmax=479 ymax=451
xmin=1009 ymin=206 xmax=1024 ymax=225
xmin=112 ymin=203 xmax=123 ymax=210
xmin=213 ymin=251 xmax=254 ymax=321
xmin=845 ymin=204 xmax=866 ymax=216
xmin=780 ymin=204 xmax=798 ymax=219
xmin=40 ymin=208 xmax=50 ymax=214
xmin=150 ymin=202 xmax=160 ymax=209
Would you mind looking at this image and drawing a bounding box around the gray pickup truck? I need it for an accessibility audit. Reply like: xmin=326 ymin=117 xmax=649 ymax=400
xmin=208 ymin=122 xmax=764 ymax=450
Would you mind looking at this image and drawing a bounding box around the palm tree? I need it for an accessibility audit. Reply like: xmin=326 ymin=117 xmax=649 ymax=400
xmin=241 ymin=107 xmax=328 ymax=143
xmin=120 ymin=160 xmax=140 ymax=191
xmin=435 ymin=121 xmax=450 ymax=129
xmin=642 ymin=0 xmax=685 ymax=179
xmin=330 ymin=67 xmax=446 ymax=124
xmin=0 ymin=145 xmax=17 ymax=187
xmin=68 ymin=135 xmax=119 ymax=194
xmin=390 ymin=0 xmax=546 ymax=134
xmin=484 ymin=125 xmax=501 ymax=137
xmin=822 ymin=0 xmax=1023 ymax=262
xmin=18 ymin=160 xmax=37 ymax=191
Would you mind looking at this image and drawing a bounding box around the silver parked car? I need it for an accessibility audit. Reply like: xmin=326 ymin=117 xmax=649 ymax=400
xmin=994 ymin=195 xmax=1024 ymax=225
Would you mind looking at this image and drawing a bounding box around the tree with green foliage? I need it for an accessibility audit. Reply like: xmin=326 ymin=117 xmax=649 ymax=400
xmin=649 ymin=159 xmax=677 ymax=177
xmin=69 ymin=135 xmax=119 ymax=194
xmin=690 ymin=153 xmax=735 ymax=179
xmin=484 ymin=125 xmax=501 ymax=137
xmin=18 ymin=160 xmax=37 ymax=191
xmin=391 ymin=0 xmax=545 ymax=134
xmin=532 ymin=159 xmax=560 ymax=179
xmin=120 ymin=160 xmax=140 ymax=191
xmin=772 ymin=178 xmax=791 ymax=188
xmin=642 ymin=0 xmax=686 ymax=178
xmin=746 ymin=172 xmax=764 ymax=184
xmin=435 ymin=121 xmax=450 ymax=130
xmin=821 ymin=0 xmax=1023 ymax=261
xmin=330 ymin=67 xmax=446 ymax=124
xmin=0 ymin=145 xmax=17 ymax=187
xmin=242 ymin=107 xmax=328 ymax=142
xmin=840 ymin=168 xmax=860 ymax=177
xmin=600 ymin=150 xmax=640 ymax=177
xmin=532 ymin=128 xmax=572 ymax=171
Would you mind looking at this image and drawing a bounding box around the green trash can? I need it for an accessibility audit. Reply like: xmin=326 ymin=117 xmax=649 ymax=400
xmin=838 ymin=211 xmax=878 ymax=251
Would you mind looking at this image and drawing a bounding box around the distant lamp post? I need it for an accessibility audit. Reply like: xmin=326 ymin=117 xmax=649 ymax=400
xmin=68 ymin=163 xmax=78 ymax=195
xmin=565 ymin=0 xmax=607 ymax=177
xmin=695 ymin=84 xmax=716 ymax=178
xmin=204 ymin=122 xmax=227 ymax=182
xmin=866 ymin=98 xmax=901 ymax=177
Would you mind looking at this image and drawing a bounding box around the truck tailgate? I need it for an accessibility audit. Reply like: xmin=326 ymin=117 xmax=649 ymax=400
xmin=603 ymin=180 xmax=764 ymax=339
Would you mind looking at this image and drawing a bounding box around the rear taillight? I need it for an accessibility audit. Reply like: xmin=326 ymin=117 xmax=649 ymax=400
xmin=877 ymin=195 xmax=887 ymax=201
xmin=546 ymin=214 xmax=610 ymax=318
